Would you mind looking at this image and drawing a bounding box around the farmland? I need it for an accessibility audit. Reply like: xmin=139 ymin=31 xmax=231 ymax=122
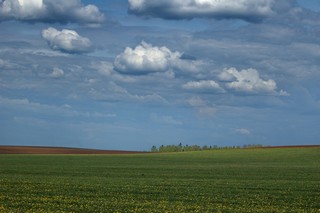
xmin=0 ymin=147 xmax=319 ymax=212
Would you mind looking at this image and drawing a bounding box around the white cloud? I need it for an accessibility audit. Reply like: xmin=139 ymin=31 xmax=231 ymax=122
xmin=93 ymin=61 xmax=113 ymax=76
xmin=187 ymin=96 xmax=216 ymax=118
xmin=0 ymin=0 xmax=104 ymax=24
xmin=198 ymin=106 xmax=217 ymax=117
xmin=50 ymin=67 xmax=64 ymax=78
xmin=0 ymin=58 xmax=13 ymax=69
xmin=114 ymin=41 xmax=181 ymax=74
xmin=128 ymin=0 xmax=280 ymax=22
xmin=42 ymin=27 xmax=93 ymax=54
xmin=88 ymin=81 xmax=168 ymax=104
xmin=219 ymin=67 xmax=287 ymax=95
xmin=92 ymin=61 xmax=139 ymax=83
xmin=182 ymin=80 xmax=223 ymax=92
xmin=114 ymin=41 xmax=208 ymax=76
xmin=0 ymin=95 xmax=116 ymax=119
xmin=235 ymin=128 xmax=251 ymax=135
xmin=172 ymin=59 xmax=208 ymax=76
xmin=132 ymin=93 xmax=168 ymax=103
xmin=187 ymin=96 xmax=207 ymax=107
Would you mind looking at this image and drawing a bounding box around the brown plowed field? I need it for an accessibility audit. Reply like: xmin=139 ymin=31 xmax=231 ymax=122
xmin=0 ymin=146 xmax=146 ymax=154
xmin=261 ymin=145 xmax=320 ymax=149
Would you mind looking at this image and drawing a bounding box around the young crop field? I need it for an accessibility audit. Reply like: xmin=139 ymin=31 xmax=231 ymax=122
xmin=0 ymin=147 xmax=319 ymax=212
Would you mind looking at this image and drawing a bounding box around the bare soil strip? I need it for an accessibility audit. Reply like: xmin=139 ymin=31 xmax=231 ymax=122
xmin=0 ymin=146 xmax=145 ymax=154
xmin=261 ymin=145 xmax=320 ymax=149
xmin=0 ymin=145 xmax=318 ymax=154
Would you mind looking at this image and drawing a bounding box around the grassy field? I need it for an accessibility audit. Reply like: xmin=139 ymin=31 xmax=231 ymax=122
xmin=0 ymin=147 xmax=319 ymax=212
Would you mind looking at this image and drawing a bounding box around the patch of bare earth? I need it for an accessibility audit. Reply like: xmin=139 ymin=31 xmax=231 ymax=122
xmin=261 ymin=145 xmax=320 ymax=149
xmin=0 ymin=146 xmax=146 ymax=154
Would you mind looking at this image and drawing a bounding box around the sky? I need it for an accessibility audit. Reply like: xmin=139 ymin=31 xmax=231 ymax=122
xmin=0 ymin=0 xmax=320 ymax=151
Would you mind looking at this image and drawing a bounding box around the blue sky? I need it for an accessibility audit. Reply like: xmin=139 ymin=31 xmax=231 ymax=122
xmin=0 ymin=0 xmax=319 ymax=151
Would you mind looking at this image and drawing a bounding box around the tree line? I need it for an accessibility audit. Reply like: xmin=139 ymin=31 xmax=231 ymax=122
xmin=151 ymin=143 xmax=263 ymax=152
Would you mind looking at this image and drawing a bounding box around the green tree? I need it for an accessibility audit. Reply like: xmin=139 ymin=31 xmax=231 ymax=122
xmin=151 ymin=145 xmax=158 ymax=152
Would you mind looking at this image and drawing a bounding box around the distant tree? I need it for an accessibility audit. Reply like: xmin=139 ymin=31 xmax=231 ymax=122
xmin=151 ymin=143 xmax=263 ymax=153
xmin=159 ymin=145 xmax=165 ymax=152
xmin=151 ymin=145 xmax=158 ymax=152
xmin=202 ymin=145 xmax=208 ymax=150
xmin=191 ymin=145 xmax=201 ymax=151
xmin=243 ymin=144 xmax=263 ymax=148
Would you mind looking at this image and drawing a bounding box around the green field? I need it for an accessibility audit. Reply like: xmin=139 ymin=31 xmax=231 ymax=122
xmin=0 ymin=147 xmax=319 ymax=212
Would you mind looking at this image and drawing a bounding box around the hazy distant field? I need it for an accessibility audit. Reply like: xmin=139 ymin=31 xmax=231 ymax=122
xmin=0 ymin=147 xmax=319 ymax=212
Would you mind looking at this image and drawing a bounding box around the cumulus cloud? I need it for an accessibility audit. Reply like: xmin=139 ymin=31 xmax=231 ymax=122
xmin=219 ymin=67 xmax=287 ymax=95
xmin=114 ymin=41 xmax=181 ymax=74
xmin=182 ymin=80 xmax=224 ymax=92
xmin=0 ymin=0 xmax=104 ymax=24
xmin=128 ymin=0 xmax=283 ymax=22
xmin=42 ymin=27 xmax=93 ymax=54
xmin=50 ymin=67 xmax=64 ymax=78
xmin=113 ymin=41 xmax=207 ymax=76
